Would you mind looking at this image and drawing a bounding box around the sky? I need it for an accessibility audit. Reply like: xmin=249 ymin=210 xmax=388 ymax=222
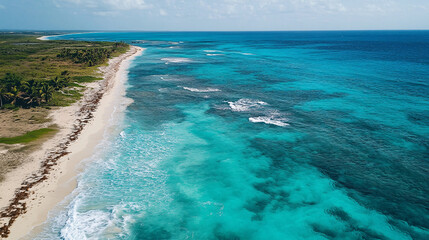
xmin=0 ymin=0 xmax=429 ymax=31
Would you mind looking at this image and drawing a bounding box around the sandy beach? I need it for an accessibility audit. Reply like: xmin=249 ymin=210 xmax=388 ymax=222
xmin=0 ymin=45 xmax=143 ymax=239
xmin=36 ymin=36 xmax=49 ymax=41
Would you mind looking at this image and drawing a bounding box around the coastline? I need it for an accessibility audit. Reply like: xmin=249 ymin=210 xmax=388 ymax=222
xmin=0 ymin=44 xmax=143 ymax=239
xmin=36 ymin=36 xmax=50 ymax=40
xmin=36 ymin=32 xmax=100 ymax=41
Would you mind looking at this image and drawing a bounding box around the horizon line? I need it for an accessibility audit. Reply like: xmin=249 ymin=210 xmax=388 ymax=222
xmin=1 ymin=29 xmax=429 ymax=33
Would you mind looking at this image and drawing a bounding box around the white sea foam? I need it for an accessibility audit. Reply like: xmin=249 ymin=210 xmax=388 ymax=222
xmin=233 ymin=52 xmax=254 ymax=56
xmin=206 ymin=54 xmax=224 ymax=56
xmin=60 ymin=197 xmax=135 ymax=239
xmin=249 ymin=116 xmax=289 ymax=127
xmin=60 ymin=197 xmax=112 ymax=239
xmin=204 ymin=50 xmax=223 ymax=53
xmin=183 ymin=87 xmax=221 ymax=92
xmin=228 ymin=99 xmax=268 ymax=112
xmin=159 ymin=75 xmax=189 ymax=82
xmin=161 ymin=57 xmax=192 ymax=64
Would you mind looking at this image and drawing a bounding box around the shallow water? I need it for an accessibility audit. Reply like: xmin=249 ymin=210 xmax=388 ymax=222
xmin=36 ymin=31 xmax=429 ymax=239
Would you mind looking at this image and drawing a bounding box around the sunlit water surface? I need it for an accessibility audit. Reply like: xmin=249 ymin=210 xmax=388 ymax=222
xmin=34 ymin=31 xmax=429 ymax=240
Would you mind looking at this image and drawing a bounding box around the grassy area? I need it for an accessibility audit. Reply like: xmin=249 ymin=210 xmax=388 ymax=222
xmin=49 ymin=89 xmax=83 ymax=106
xmin=72 ymin=75 xmax=103 ymax=83
xmin=0 ymin=128 xmax=57 ymax=144
xmin=0 ymin=34 xmax=128 ymax=79
xmin=0 ymin=33 xmax=130 ymax=108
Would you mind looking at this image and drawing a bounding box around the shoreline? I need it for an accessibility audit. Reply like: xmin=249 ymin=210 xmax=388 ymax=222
xmin=0 ymin=44 xmax=143 ymax=239
xmin=36 ymin=36 xmax=50 ymax=40
xmin=36 ymin=32 xmax=100 ymax=41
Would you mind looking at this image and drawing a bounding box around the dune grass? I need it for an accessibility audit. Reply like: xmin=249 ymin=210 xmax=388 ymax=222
xmin=0 ymin=128 xmax=57 ymax=144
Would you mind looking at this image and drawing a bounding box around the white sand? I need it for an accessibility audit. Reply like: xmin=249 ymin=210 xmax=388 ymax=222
xmin=37 ymin=32 xmax=98 ymax=41
xmin=36 ymin=36 xmax=49 ymax=40
xmin=0 ymin=46 xmax=143 ymax=239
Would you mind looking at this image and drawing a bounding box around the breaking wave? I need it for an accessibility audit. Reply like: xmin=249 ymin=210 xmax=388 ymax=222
xmin=161 ymin=58 xmax=192 ymax=64
xmin=227 ymin=99 xmax=268 ymax=112
xmin=183 ymin=87 xmax=221 ymax=92
xmin=249 ymin=116 xmax=289 ymax=127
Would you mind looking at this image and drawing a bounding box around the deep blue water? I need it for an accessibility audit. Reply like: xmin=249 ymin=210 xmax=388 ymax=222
xmin=36 ymin=31 xmax=428 ymax=239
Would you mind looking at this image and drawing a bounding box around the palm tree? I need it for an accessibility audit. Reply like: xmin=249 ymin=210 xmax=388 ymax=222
xmin=6 ymin=86 xmax=19 ymax=105
xmin=61 ymin=76 xmax=71 ymax=88
xmin=50 ymin=77 xmax=62 ymax=90
xmin=21 ymin=79 xmax=36 ymax=93
xmin=0 ymin=85 xmax=7 ymax=108
xmin=27 ymin=86 xmax=42 ymax=106
xmin=41 ymin=84 xmax=54 ymax=103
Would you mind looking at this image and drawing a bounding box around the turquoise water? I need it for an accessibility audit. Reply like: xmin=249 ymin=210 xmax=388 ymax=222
xmin=36 ymin=31 xmax=428 ymax=239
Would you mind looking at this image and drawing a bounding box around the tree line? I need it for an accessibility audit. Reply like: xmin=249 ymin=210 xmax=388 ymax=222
xmin=0 ymin=40 xmax=129 ymax=109
xmin=0 ymin=72 xmax=69 ymax=108
xmin=57 ymin=42 xmax=128 ymax=66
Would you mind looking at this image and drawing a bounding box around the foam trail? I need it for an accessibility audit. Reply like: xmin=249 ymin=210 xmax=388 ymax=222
xmin=183 ymin=87 xmax=221 ymax=92
xmin=249 ymin=116 xmax=289 ymax=127
xmin=204 ymin=50 xmax=223 ymax=53
xmin=228 ymin=99 xmax=268 ymax=112
xmin=161 ymin=57 xmax=192 ymax=64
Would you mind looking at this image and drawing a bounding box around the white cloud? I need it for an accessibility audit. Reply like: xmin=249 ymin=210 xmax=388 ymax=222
xmin=56 ymin=0 xmax=150 ymax=10
xmin=186 ymin=0 xmax=349 ymax=19
xmin=53 ymin=0 xmax=416 ymax=21
xmin=350 ymin=0 xmax=398 ymax=15
xmin=159 ymin=9 xmax=168 ymax=16
xmin=365 ymin=4 xmax=386 ymax=13
xmin=104 ymin=0 xmax=150 ymax=10
xmin=54 ymin=0 xmax=353 ymax=18
xmin=93 ymin=11 xmax=119 ymax=16
xmin=56 ymin=0 xmax=99 ymax=8
xmin=291 ymin=0 xmax=347 ymax=13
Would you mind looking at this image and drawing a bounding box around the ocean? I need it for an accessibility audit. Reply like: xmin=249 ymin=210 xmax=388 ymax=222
xmin=35 ymin=31 xmax=428 ymax=239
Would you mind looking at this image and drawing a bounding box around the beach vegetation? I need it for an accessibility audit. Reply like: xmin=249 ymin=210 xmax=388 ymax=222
xmin=72 ymin=75 xmax=103 ymax=83
xmin=0 ymin=128 xmax=57 ymax=144
xmin=0 ymin=34 xmax=129 ymax=108
xmin=57 ymin=41 xmax=128 ymax=66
